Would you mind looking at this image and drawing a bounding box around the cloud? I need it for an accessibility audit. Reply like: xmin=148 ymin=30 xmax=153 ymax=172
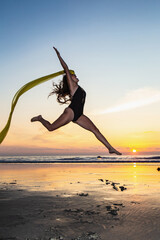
xmin=0 ymin=145 xmax=70 ymax=155
xmin=93 ymin=87 xmax=160 ymax=115
xmin=31 ymin=128 xmax=72 ymax=144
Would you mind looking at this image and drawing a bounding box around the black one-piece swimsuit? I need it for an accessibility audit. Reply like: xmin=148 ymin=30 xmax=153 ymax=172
xmin=69 ymin=86 xmax=86 ymax=122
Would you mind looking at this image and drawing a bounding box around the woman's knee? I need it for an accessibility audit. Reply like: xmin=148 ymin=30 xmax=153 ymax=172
xmin=48 ymin=125 xmax=54 ymax=131
xmin=47 ymin=109 xmax=73 ymax=132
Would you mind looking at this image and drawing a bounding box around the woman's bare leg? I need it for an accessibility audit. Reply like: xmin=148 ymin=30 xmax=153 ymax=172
xmin=75 ymin=115 xmax=122 ymax=155
xmin=31 ymin=108 xmax=74 ymax=131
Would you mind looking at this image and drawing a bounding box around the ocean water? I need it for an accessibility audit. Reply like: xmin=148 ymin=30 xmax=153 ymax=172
xmin=0 ymin=155 xmax=160 ymax=163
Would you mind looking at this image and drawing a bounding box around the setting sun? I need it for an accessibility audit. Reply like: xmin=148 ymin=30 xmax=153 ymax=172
xmin=132 ymin=149 xmax=137 ymax=153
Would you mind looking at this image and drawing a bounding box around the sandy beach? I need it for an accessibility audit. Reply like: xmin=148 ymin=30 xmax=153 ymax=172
xmin=0 ymin=162 xmax=160 ymax=240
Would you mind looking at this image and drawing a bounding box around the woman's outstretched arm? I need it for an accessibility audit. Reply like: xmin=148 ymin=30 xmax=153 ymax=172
xmin=53 ymin=47 xmax=74 ymax=92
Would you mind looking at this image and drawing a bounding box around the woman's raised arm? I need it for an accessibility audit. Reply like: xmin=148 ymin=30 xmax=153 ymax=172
xmin=53 ymin=47 xmax=74 ymax=92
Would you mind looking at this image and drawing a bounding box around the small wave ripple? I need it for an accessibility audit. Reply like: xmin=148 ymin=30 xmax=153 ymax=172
xmin=0 ymin=155 xmax=160 ymax=163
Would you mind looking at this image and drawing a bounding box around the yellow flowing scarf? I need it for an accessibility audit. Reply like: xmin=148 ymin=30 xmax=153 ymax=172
xmin=0 ymin=69 xmax=75 ymax=144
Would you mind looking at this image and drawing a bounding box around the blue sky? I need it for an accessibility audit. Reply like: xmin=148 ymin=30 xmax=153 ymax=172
xmin=0 ymin=0 xmax=160 ymax=155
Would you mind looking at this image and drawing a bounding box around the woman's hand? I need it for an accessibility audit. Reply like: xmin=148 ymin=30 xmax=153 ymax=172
xmin=53 ymin=47 xmax=60 ymax=56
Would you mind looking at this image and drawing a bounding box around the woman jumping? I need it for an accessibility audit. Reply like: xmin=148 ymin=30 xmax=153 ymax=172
xmin=31 ymin=47 xmax=122 ymax=155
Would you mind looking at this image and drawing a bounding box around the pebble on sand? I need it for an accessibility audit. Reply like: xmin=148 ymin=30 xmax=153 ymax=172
xmin=78 ymin=193 xmax=89 ymax=197
xmin=119 ymin=186 xmax=127 ymax=191
xmin=98 ymin=179 xmax=104 ymax=182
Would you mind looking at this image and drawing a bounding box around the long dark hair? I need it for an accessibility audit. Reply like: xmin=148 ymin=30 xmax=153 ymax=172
xmin=49 ymin=74 xmax=71 ymax=104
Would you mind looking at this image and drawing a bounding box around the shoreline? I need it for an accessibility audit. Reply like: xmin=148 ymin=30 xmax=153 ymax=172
xmin=0 ymin=160 xmax=160 ymax=163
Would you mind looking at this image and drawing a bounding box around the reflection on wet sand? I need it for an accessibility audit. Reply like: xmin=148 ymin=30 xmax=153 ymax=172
xmin=0 ymin=163 xmax=159 ymax=193
xmin=0 ymin=163 xmax=160 ymax=240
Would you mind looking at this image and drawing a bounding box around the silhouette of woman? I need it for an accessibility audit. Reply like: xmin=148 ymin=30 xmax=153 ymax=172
xmin=31 ymin=47 xmax=122 ymax=155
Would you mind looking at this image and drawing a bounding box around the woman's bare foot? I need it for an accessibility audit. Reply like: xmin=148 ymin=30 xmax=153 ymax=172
xmin=109 ymin=147 xmax=122 ymax=155
xmin=31 ymin=115 xmax=42 ymax=122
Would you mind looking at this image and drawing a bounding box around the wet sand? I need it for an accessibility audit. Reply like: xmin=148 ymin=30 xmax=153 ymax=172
xmin=0 ymin=163 xmax=160 ymax=240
